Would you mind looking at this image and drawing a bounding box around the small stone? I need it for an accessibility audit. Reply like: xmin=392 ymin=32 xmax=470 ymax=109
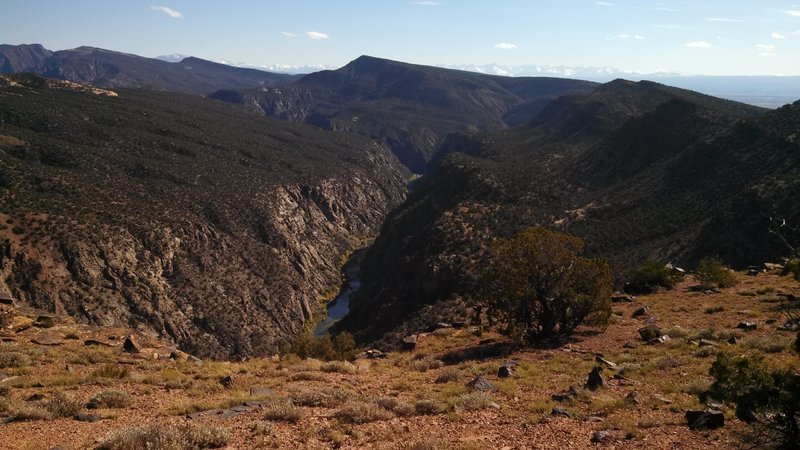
xmin=647 ymin=335 xmax=671 ymax=345
xmin=84 ymin=339 xmax=113 ymax=347
xmin=622 ymin=342 xmax=637 ymax=349
xmin=611 ymin=295 xmax=634 ymax=303
xmin=219 ymin=375 xmax=234 ymax=388
xmin=736 ymin=322 xmax=757 ymax=331
xmin=585 ymin=367 xmax=604 ymax=390
xmin=638 ymin=324 xmax=661 ymax=341
xmin=465 ymin=376 xmax=495 ymax=392
xmin=26 ymin=393 xmax=45 ymax=402
xmin=451 ymin=321 xmax=466 ymax=329
xmin=727 ymin=336 xmax=738 ymax=345
xmin=498 ymin=365 xmax=513 ymax=378
xmin=646 ymin=316 xmax=660 ymax=324
xmin=188 ymin=355 xmax=203 ymax=366
xmin=122 ymin=335 xmax=141 ymax=353
xmin=699 ymin=339 xmax=718 ymax=347
xmin=632 ymin=306 xmax=650 ymax=318
xmin=586 ymin=416 xmax=604 ymax=422
xmin=652 ymin=394 xmax=673 ymax=404
xmin=551 ymin=407 xmax=570 ymax=418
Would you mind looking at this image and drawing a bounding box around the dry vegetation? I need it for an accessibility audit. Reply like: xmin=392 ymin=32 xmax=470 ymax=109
xmin=0 ymin=272 xmax=798 ymax=449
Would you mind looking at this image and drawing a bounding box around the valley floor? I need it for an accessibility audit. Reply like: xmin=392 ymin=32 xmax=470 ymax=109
xmin=1 ymin=272 xmax=798 ymax=449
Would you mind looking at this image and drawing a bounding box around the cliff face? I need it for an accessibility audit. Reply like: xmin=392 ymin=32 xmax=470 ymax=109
xmin=0 ymin=75 xmax=407 ymax=358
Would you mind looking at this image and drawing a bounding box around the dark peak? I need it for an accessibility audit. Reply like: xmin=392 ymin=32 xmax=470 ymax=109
xmin=341 ymin=55 xmax=397 ymax=73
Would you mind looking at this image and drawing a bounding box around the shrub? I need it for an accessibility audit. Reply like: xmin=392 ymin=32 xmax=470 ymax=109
xmin=335 ymin=400 xmax=394 ymax=423
xmin=263 ymin=401 xmax=303 ymax=423
xmin=289 ymin=388 xmax=353 ymax=407
xmin=287 ymin=331 xmax=357 ymax=361
xmin=320 ymin=360 xmax=357 ymax=374
xmin=624 ymin=260 xmax=680 ymax=294
xmin=707 ymin=353 xmax=800 ymax=448
xmin=414 ymin=399 xmax=446 ymax=415
xmin=482 ymin=227 xmax=613 ymax=343
xmin=97 ymin=424 xmax=230 ymax=450
xmin=448 ymin=392 xmax=495 ymax=411
xmin=787 ymin=259 xmax=800 ymax=281
xmin=0 ymin=351 xmax=32 ymax=368
xmin=43 ymin=392 xmax=83 ymax=418
xmin=435 ymin=367 xmax=461 ymax=384
xmin=88 ymin=390 xmax=133 ymax=409
xmin=697 ymin=257 xmax=738 ymax=288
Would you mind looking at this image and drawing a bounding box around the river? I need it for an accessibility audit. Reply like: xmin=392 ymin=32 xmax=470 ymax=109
xmin=313 ymin=248 xmax=365 ymax=336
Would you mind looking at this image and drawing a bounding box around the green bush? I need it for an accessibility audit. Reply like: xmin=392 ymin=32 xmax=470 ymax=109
xmin=286 ymin=331 xmax=356 ymax=361
xmin=624 ymin=260 xmax=680 ymax=294
xmin=482 ymin=227 xmax=613 ymax=343
xmin=787 ymin=259 xmax=800 ymax=281
xmin=707 ymin=353 xmax=800 ymax=448
xmin=697 ymin=257 xmax=738 ymax=288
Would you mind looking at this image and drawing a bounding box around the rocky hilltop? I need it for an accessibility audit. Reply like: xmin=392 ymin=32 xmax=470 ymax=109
xmin=0 ymin=74 xmax=407 ymax=358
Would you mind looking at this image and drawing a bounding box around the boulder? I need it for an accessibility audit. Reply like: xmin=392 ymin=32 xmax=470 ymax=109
xmin=625 ymin=391 xmax=642 ymax=405
xmin=632 ymin=306 xmax=650 ymax=318
xmin=122 ymin=335 xmax=141 ymax=353
xmin=465 ymin=376 xmax=496 ymax=392
xmin=638 ymin=324 xmax=662 ymax=341
xmin=685 ymin=409 xmax=725 ymax=430
xmin=611 ymin=295 xmax=634 ymax=303
xmin=364 ymin=349 xmax=387 ymax=359
xmin=585 ymin=367 xmax=604 ymax=390
xmin=219 ymin=375 xmax=234 ymax=389
xmin=551 ymin=386 xmax=578 ymax=403
xmin=645 ymin=315 xmax=659 ymax=324
xmin=33 ymin=315 xmax=55 ymax=329
xmin=401 ymin=335 xmax=418 ymax=351
xmin=727 ymin=336 xmax=738 ymax=345
xmin=74 ymin=413 xmax=102 ymax=422
xmin=451 ymin=321 xmax=466 ymax=329
xmin=31 ymin=333 xmax=63 ymax=346
xmin=736 ymin=322 xmax=758 ymax=331
xmin=551 ymin=407 xmax=570 ymax=418
xmin=498 ymin=365 xmax=513 ymax=378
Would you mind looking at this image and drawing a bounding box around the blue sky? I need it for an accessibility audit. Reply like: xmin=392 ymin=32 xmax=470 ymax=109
xmin=2 ymin=1 xmax=800 ymax=75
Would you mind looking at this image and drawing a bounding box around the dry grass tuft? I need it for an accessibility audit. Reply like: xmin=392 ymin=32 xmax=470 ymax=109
xmin=96 ymin=423 xmax=230 ymax=449
xmin=88 ymin=390 xmax=133 ymax=409
xmin=335 ymin=400 xmax=395 ymax=423
xmin=320 ymin=360 xmax=357 ymax=374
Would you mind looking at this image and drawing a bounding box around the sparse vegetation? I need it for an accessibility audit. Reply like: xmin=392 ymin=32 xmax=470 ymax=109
xmin=697 ymin=257 xmax=738 ymax=288
xmin=335 ymin=400 xmax=395 ymax=423
xmin=97 ymin=424 xmax=230 ymax=450
xmin=707 ymin=352 xmax=800 ymax=448
xmin=320 ymin=360 xmax=357 ymax=374
xmin=287 ymin=331 xmax=357 ymax=361
xmin=624 ymin=260 xmax=680 ymax=294
xmin=88 ymin=390 xmax=133 ymax=409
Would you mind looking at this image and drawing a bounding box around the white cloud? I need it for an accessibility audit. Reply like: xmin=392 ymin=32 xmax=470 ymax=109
xmin=771 ymin=32 xmax=787 ymax=39
xmin=685 ymin=41 xmax=714 ymax=48
xmin=785 ymin=10 xmax=800 ymax=16
xmin=411 ymin=1 xmax=440 ymax=4
xmin=754 ymin=44 xmax=776 ymax=51
xmin=595 ymin=1 xmax=614 ymax=6
xmin=306 ymin=31 xmax=330 ymax=40
xmin=494 ymin=42 xmax=518 ymax=50
xmin=759 ymin=52 xmax=777 ymax=57
xmin=611 ymin=33 xmax=645 ymax=40
xmin=281 ymin=32 xmax=300 ymax=38
xmin=704 ymin=17 xmax=742 ymax=22
xmin=150 ymin=5 xmax=182 ymax=18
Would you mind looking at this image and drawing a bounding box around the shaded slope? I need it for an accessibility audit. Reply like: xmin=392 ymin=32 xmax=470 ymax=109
xmin=210 ymin=55 xmax=598 ymax=171
xmin=0 ymin=74 xmax=408 ymax=358
xmin=339 ymin=80 xmax=794 ymax=344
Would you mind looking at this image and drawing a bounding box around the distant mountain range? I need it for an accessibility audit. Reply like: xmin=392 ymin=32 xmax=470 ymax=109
xmin=0 ymin=44 xmax=298 ymax=95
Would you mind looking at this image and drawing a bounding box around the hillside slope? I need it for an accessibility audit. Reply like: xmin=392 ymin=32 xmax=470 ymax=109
xmin=0 ymin=44 xmax=297 ymax=95
xmin=210 ymin=55 xmax=598 ymax=172
xmin=0 ymin=74 xmax=408 ymax=358
xmin=339 ymin=80 xmax=796 ymax=343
